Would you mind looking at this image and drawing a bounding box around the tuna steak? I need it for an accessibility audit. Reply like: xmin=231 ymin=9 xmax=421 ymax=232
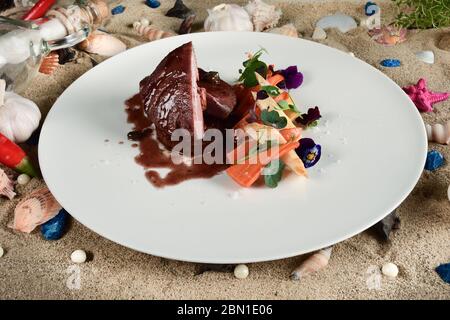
xmin=139 ymin=42 xmax=204 ymax=149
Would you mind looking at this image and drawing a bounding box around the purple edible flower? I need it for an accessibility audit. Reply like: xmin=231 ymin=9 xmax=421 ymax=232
xmin=297 ymin=106 xmax=321 ymax=127
xmin=296 ymin=138 xmax=321 ymax=168
xmin=280 ymin=66 xmax=303 ymax=89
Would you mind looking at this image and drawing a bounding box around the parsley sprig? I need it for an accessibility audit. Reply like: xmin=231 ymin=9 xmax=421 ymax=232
xmin=238 ymin=49 xmax=268 ymax=87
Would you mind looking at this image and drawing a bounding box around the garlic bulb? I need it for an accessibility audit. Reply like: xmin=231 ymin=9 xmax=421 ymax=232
xmin=0 ymin=82 xmax=41 ymax=143
xmin=204 ymin=4 xmax=253 ymax=32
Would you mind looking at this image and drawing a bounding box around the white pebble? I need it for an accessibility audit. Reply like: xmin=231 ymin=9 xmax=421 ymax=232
xmin=348 ymin=52 xmax=355 ymax=57
xmin=447 ymin=184 xmax=450 ymax=202
xmin=71 ymin=249 xmax=87 ymax=264
xmin=234 ymin=264 xmax=249 ymax=279
xmin=312 ymin=26 xmax=327 ymax=40
xmin=140 ymin=18 xmax=150 ymax=27
xmin=17 ymin=174 xmax=30 ymax=185
xmin=382 ymin=262 xmax=398 ymax=278
xmin=0 ymin=246 xmax=4 ymax=258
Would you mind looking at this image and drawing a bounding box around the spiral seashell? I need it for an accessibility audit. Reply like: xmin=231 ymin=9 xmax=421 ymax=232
xmin=12 ymin=186 xmax=62 ymax=233
xmin=78 ymin=31 xmax=127 ymax=57
xmin=0 ymin=168 xmax=15 ymax=200
xmin=267 ymin=23 xmax=298 ymax=38
xmin=290 ymin=247 xmax=332 ymax=280
xmin=426 ymin=121 xmax=450 ymax=145
xmin=204 ymin=3 xmax=253 ymax=32
xmin=245 ymin=0 xmax=281 ymax=32
xmin=133 ymin=22 xmax=175 ymax=42
xmin=39 ymin=52 xmax=60 ymax=75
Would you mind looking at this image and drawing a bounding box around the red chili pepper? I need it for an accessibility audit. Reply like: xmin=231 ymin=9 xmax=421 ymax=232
xmin=0 ymin=133 xmax=37 ymax=177
xmin=22 ymin=0 xmax=56 ymax=21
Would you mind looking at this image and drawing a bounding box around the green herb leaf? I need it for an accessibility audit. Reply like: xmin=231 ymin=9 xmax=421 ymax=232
xmin=260 ymin=109 xmax=288 ymax=129
xmin=263 ymin=159 xmax=285 ymax=188
xmin=276 ymin=100 xmax=290 ymax=110
xmin=239 ymin=49 xmax=268 ymax=87
xmin=261 ymin=85 xmax=280 ymax=97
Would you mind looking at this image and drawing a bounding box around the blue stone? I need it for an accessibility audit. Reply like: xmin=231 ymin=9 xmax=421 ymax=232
xmin=365 ymin=2 xmax=379 ymax=16
xmin=425 ymin=150 xmax=445 ymax=171
xmin=111 ymin=5 xmax=125 ymax=15
xmin=145 ymin=0 xmax=160 ymax=9
xmin=380 ymin=59 xmax=401 ymax=68
xmin=41 ymin=209 xmax=69 ymax=240
xmin=435 ymin=263 xmax=450 ymax=283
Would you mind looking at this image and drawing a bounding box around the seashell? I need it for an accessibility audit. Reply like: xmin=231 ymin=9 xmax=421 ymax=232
xmin=204 ymin=3 xmax=253 ymax=32
xmin=56 ymin=47 xmax=77 ymax=65
xmin=39 ymin=52 xmax=59 ymax=75
xmin=133 ymin=22 xmax=175 ymax=41
xmin=0 ymin=168 xmax=15 ymax=200
xmin=178 ymin=13 xmax=196 ymax=35
xmin=245 ymin=0 xmax=282 ymax=32
xmin=439 ymin=34 xmax=450 ymax=52
xmin=415 ymin=50 xmax=435 ymax=64
xmin=364 ymin=1 xmax=380 ymax=16
xmin=316 ymin=13 xmax=357 ymax=33
xmin=426 ymin=121 xmax=450 ymax=145
xmin=312 ymin=26 xmax=327 ymax=40
xmin=368 ymin=25 xmax=407 ymax=46
xmin=166 ymin=0 xmax=194 ymax=19
xmin=290 ymin=247 xmax=332 ymax=280
xmin=12 ymin=186 xmax=62 ymax=233
xmin=78 ymin=31 xmax=126 ymax=57
xmin=267 ymin=23 xmax=298 ymax=38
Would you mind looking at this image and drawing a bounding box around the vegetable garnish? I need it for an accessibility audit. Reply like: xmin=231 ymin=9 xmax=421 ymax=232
xmin=296 ymin=106 xmax=321 ymax=127
xmin=280 ymin=66 xmax=304 ymax=90
xmin=261 ymin=109 xmax=288 ymax=129
xmin=275 ymin=99 xmax=301 ymax=114
xmin=296 ymin=138 xmax=322 ymax=168
xmin=260 ymin=85 xmax=280 ymax=97
xmin=0 ymin=133 xmax=38 ymax=177
xmin=239 ymin=49 xmax=268 ymax=88
xmin=263 ymin=159 xmax=285 ymax=188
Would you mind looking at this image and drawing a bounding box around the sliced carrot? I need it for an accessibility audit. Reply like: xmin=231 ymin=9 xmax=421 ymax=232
xmin=279 ymin=127 xmax=302 ymax=142
xmin=267 ymin=74 xmax=284 ymax=86
xmin=274 ymin=91 xmax=289 ymax=103
xmin=226 ymin=141 xmax=299 ymax=187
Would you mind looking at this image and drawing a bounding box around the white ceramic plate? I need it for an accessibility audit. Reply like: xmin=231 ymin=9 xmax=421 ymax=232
xmin=39 ymin=32 xmax=427 ymax=263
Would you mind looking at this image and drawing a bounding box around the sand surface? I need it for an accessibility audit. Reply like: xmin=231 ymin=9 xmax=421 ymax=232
xmin=0 ymin=0 xmax=449 ymax=299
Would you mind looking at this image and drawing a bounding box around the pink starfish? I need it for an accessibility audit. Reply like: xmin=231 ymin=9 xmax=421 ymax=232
xmin=403 ymin=78 xmax=449 ymax=112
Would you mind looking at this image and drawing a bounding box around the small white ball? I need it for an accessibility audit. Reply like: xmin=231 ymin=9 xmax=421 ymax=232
xmin=140 ymin=18 xmax=150 ymax=27
xmin=382 ymin=262 xmax=399 ymax=278
xmin=0 ymin=246 xmax=4 ymax=258
xmin=17 ymin=174 xmax=31 ymax=185
xmin=234 ymin=264 xmax=249 ymax=279
xmin=71 ymin=249 xmax=87 ymax=264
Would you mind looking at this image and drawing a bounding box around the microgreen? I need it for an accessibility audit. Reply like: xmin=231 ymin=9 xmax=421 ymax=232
xmin=260 ymin=85 xmax=280 ymax=97
xmin=239 ymin=48 xmax=268 ymax=87
xmin=260 ymin=109 xmax=288 ymax=129
xmin=275 ymin=99 xmax=301 ymax=114
xmin=263 ymin=159 xmax=286 ymax=188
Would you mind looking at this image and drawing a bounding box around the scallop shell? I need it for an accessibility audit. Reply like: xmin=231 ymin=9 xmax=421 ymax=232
xmin=78 ymin=31 xmax=127 ymax=57
xmin=290 ymin=247 xmax=332 ymax=280
xmin=426 ymin=121 xmax=450 ymax=145
xmin=12 ymin=187 xmax=62 ymax=233
xmin=0 ymin=168 xmax=15 ymax=200
xmin=204 ymin=4 xmax=253 ymax=32
xmin=368 ymin=25 xmax=407 ymax=46
xmin=133 ymin=22 xmax=175 ymax=42
xmin=39 ymin=52 xmax=59 ymax=75
xmin=267 ymin=23 xmax=298 ymax=38
xmin=245 ymin=0 xmax=281 ymax=32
